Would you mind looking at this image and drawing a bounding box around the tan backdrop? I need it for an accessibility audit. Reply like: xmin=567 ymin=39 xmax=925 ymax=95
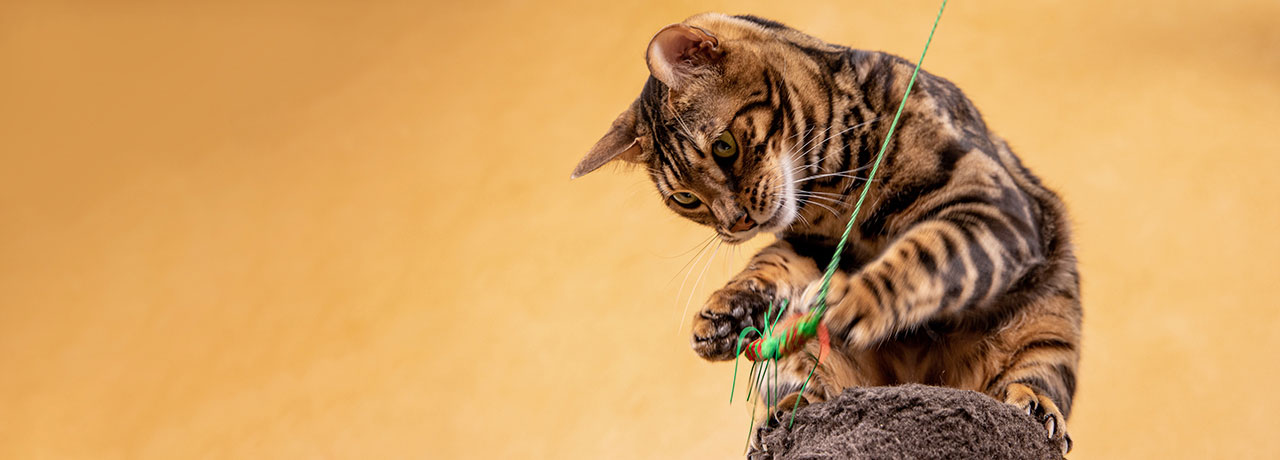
xmin=2 ymin=1 xmax=1277 ymax=458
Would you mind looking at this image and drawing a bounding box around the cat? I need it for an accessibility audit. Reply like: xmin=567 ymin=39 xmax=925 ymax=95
xmin=572 ymin=13 xmax=1080 ymax=455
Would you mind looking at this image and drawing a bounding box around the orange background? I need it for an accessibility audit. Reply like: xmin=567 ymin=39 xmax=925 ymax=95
xmin=2 ymin=1 xmax=1277 ymax=458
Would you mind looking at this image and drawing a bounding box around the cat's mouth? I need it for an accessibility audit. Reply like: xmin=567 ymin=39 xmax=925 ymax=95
xmin=720 ymin=201 xmax=794 ymax=244
xmin=720 ymin=226 xmax=760 ymax=244
xmin=718 ymin=173 xmax=799 ymax=244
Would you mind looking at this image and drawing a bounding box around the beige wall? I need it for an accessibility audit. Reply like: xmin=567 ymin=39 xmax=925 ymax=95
xmin=1 ymin=1 xmax=1277 ymax=458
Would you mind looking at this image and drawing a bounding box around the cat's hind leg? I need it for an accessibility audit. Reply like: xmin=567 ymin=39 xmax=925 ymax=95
xmin=985 ymin=296 xmax=1080 ymax=455
xmin=1002 ymin=382 xmax=1072 ymax=455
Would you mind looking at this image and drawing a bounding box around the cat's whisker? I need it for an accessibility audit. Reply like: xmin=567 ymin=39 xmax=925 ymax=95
xmin=789 ymin=145 xmax=862 ymax=176
xmin=792 ymin=163 xmax=873 ymax=180
xmin=791 ymin=209 xmax=814 ymax=229
xmin=787 ymin=117 xmax=882 ymax=174
xmin=783 ymin=124 xmax=817 ymax=149
xmin=679 ymin=239 xmax=723 ymax=333
xmin=794 ymin=197 xmax=842 ymax=218
xmin=672 ymin=233 xmax=719 ymax=324
xmin=794 ymin=190 xmax=845 ymax=200
xmin=795 ymin=199 xmax=847 ymax=214
xmin=786 ymin=123 xmax=844 ymax=163
xmin=663 ymin=232 xmax=718 ymax=262
xmin=723 ymin=236 xmax=733 ymax=272
xmin=794 ymin=193 xmax=850 ymax=210
xmin=786 ymin=124 xmax=824 ymax=155
xmin=672 ymin=110 xmax=696 ymax=142
xmin=796 ymin=191 xmax=843 ymax=205
xmin=782 ymin=125 xmax=829 ymax=167
xmin=796 ymin=121 xmax=842 ymax=152
xmin=793 ymin=172 xmax=873 ymax=184
xmin=784 ymin=124 xmax=830 ymax=164
xmin=673 ymin=236 xmax=717 ymax=332
xmin=669 ymin=234 xmax=717 ymax=334
xmin=642 ymin=166 xmax=670 ymax=180
xmin=794 ymin=189 xmax=847 ymax=199
xmin=792 ymin=169 xmax=874 ymax=188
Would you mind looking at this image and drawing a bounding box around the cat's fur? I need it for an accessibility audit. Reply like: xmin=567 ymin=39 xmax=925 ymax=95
xmin=573 ymin=13 xmax=1080 ymax=455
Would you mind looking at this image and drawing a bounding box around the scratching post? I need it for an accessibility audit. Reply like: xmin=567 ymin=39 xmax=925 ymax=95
xmin=751 ymin=384 xmax=1063 ymax=460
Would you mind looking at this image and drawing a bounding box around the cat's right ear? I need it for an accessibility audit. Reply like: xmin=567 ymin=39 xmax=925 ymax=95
xmin=645 ymin=23 xmax=723 ymax=93
xmin=571 ymin=107 xmax=643 ymax=179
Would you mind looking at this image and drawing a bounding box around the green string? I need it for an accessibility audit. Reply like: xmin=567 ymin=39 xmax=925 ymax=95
xmin=789 ymin=352 xmax=820 ymax=428
xmin=729 ymin=5 xmax=948 ymax=449
xmin=809 ymin=0 xmax=947 ymax=321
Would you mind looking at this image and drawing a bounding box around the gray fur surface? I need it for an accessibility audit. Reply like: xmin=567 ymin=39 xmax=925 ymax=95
xmin=752 ymin=384 xmax=1063 ymax=460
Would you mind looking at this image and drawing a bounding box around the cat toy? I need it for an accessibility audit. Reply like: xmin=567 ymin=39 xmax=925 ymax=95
xmin=726 ymin=0 xmax=949 ymax=440
xmin=729 ymin=298 xmax=831 ymax=433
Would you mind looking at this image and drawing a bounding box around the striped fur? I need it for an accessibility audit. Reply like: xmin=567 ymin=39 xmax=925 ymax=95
xmin=575 ymin=13 xmax=1081 ymax=454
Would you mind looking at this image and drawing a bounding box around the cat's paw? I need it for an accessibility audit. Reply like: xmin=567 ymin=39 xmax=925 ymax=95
xmin=691 ymin=279 xmax=777 ymax=361
xmin=1005 ymin=382 xmax=1072 ymax=456
xmin=766 ymin=392 xmax=812 ymax=429
xmin=748 ymin=392 xmax=814 ymax=457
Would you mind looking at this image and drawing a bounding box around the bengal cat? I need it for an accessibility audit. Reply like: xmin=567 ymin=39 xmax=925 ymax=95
xmin=572 ymin=13 xmax=1080 ymax=455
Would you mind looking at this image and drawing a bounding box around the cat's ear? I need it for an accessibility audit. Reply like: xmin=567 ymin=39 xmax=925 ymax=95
xmin=571 ymin=107 xmax=643 ymax=179
xmin=645 ymin=23 xmax=724 ymax=92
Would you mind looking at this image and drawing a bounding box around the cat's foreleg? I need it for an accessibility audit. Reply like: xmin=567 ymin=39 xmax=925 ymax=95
xmin=817 ymin=213 xmax=1041 ymax=350
xmin=690 ymin=240 xmax=822 ymax=361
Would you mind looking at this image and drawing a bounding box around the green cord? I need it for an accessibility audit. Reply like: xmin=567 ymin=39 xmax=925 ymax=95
xmin=810 ymin=0 xmax=948 ymax=320
xmin=789 ymin=353 xmax=820 ymax=428
xmin=730 ymin=3 xmax=948 ymax=448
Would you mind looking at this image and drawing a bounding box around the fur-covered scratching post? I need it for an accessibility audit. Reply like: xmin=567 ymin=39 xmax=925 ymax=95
xmin=751 ymin=384 xmax=1064 ymax=460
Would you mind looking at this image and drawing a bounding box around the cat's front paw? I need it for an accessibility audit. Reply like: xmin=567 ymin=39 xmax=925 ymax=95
xmin=691 ymin=280 xmax=777 ymax=361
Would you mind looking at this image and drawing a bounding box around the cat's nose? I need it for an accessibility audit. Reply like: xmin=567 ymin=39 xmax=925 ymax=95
xmin=729 ymin=214 xmax=756 ymax=233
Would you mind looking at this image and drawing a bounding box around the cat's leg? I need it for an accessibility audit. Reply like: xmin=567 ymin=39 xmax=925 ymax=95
xmin=757 ymin=345 xmax=838 ymax=420
xmin=1001 ymin=382 xmax=1072 ymax=455
xmin=746 ymin=339 xmax=867 ymax=453
xmin=814 ymin=211 xmax=1074 ymax=451
xmin=690 ymin=240 xmax=823 ymax=361
xmin=817 ymin=207 xmax=1044 ymax=351
xmin=984 ymin=295 xmax=1081 ymax=455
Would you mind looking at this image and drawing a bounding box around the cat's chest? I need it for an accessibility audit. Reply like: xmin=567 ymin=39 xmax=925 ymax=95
xmin=781 ymin=232 xmax=889 ymax=273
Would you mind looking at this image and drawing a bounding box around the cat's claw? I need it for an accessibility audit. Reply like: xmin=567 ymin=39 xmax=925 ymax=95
xmin=1005 ymin=382 xmax=1071 ymax=456
xmin=767 ymin=392 xmax=811 ymax=428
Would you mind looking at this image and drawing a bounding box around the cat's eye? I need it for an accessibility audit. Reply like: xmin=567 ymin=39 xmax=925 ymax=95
xmin=711 ymin=131 xmax=738 ymax=158
xmin=671 ymin=191 xmax=701 ymax=208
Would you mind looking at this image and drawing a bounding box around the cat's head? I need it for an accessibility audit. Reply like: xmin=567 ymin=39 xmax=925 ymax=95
xmin=573 ymin=14 xmax=810 ymax=244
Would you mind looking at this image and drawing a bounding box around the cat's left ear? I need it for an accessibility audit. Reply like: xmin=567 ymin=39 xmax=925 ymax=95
xmin=645 ymin=23 xmax=724 ymax=92
xmin=571 ymin=106 xmax=643 ymax=179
